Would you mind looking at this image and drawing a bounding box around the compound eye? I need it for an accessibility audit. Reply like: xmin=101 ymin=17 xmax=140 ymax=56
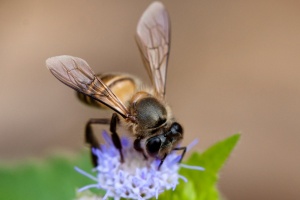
xmin=146 ymin=137 xmax=161 ymax=156
xmin=171 ymin=122 xmax=183 ymax=134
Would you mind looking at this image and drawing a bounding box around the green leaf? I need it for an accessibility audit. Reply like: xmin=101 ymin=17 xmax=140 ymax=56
xmin=0 ymin=151 xmax=104 ymax=200
xmin=160 ymin=133 xmax=240 ymax=200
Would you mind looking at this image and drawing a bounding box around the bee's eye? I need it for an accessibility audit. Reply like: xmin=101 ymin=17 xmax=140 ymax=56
xmin=170 ymin=122 xmax=183 ymax=134
xmin=146 ymin=137 xmax=161 ymax=156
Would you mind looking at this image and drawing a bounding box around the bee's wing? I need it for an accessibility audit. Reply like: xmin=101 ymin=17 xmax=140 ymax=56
xmin=46 ymin=55 xmax=130 ymax=119
xmin=136 ymin=2 xmax=170 ymax=98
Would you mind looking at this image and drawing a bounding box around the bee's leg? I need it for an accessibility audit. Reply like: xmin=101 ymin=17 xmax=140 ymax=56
xmin=158 ymin=153 xmax=168 ymax=170
xmin=85 ymin=118 xmax=110 ymax=167
xmin=110 ymin=113 xmax=124 ymax=163
xmin=134 ymin=138 xmax=148 ymax=160
xmin=172 ymin=146 xmax=187 ymax=163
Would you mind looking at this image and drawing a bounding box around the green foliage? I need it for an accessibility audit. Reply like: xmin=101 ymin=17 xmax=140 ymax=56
xmin=0 ymin=134 xmax=240 ymax=200
xmin=0 ymin=152 xmax=96 ymax=200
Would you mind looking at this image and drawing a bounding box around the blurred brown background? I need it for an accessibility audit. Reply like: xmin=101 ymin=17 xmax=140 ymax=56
xmin=1 ymin=0 xmax=300 ymax=199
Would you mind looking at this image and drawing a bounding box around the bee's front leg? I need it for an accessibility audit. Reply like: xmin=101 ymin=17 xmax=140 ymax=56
xmin=157 ymin=146 xmax=186 ymax=170
xmin=134 ymin=138 xmax=148 ymax=160
xmin=172 ymin=146 xmax=187 ymax=163
xmin=158 ymin=153 xmax=167 ymax=170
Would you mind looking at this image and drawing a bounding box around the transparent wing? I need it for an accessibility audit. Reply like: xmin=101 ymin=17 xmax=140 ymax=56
xmin=136 ymin=2 xmax=170 ymax=98
xmin=46 ymin=55 xmax=130 ymax=119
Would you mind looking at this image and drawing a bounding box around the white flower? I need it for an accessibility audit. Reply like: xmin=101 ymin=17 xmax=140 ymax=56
xmin=75 ymin=131 xmax=203 ymax=200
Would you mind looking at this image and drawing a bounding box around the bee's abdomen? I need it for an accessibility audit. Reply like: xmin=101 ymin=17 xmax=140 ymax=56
xmin=76 ymin=73 xmax=140 ymax=109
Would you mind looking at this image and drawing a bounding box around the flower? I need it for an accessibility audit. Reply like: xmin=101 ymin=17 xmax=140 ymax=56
xmin=75 ymin=131 xmax=204 ymax=200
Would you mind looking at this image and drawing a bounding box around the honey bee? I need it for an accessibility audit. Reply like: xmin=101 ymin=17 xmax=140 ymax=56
xmin=46 ymin=2 xmax=186 ymax=169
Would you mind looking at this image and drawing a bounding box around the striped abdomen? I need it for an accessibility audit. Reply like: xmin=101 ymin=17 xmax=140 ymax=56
xmin=77 ymin=73 xmax=140 ymax=109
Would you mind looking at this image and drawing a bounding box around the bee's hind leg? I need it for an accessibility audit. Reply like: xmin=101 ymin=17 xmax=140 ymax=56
xmin=110 ymin=113 xmax=124 ymax=163
xmin=85 ymin=118 xmax=110 ymax=166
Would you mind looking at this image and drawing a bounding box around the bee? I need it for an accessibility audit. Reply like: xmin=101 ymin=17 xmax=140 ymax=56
xmin=46 ymin=2 xmax=186 ymax=169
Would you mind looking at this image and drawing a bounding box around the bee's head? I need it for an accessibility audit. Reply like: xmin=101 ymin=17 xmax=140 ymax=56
xmin=145 ymin=122 xmax=184 ymax=158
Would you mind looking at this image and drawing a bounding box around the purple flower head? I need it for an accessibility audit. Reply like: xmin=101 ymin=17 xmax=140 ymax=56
xmin=75 ymin=131 xmax=204 ymax=200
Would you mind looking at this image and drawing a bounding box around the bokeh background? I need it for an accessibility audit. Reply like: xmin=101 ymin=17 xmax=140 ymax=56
xmin=1 ymin=0 xmax=300 ymax=199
